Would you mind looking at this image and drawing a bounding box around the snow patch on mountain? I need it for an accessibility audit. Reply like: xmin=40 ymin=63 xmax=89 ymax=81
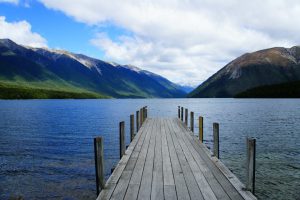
xmin=229 ymin=68 xmax=242 ymax=79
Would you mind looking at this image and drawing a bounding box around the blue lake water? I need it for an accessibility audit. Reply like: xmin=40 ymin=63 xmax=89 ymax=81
xmin=0 ymin=99 xmax=299 ymax=200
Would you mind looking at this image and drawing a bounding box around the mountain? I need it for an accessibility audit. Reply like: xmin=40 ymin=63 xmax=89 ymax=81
xmin=235 ymin=80 xmax=300 ymax=98
xmin=188 ymin=46 xmax=300 ymax=98
xmin=0 ymin=39 xmax=186 ymax=99
xmin=176 ymin=85 xmax=195 ymax=93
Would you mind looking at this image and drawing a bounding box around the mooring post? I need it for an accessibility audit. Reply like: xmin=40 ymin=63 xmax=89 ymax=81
xmin=142 ymin=107 xmax=145 ymax=123
xmin=119 ymin=121 xmax=125 ymax=159
xmin=136 ymin=110 xmax=139 ymax=132
xmin=140 ymin=108 xmax=143 ymax=126
xmin=246 ymin=137 xmax=256 ymax=194
xmin=190 ymin=112 xmax=194 ymax=132
xmin=130 ymin=114 xmax=134 ymax=142
xmin=145 ymin=106 xmax=148 ymax=119
xmin=178 ymin=106 xmax=180 ymax=118
xmin=199 ymin=116 xmax=203 ymax=142
xmin=143 ymin=107 xmax=146 ymax=122
xmin=185 ymin=108 xmax=188 ymax=126
xmin=213 ymin=123 xmax=219 ymax=158
xmin=94 ymin=137 xmax=105 ymax=195
xmin=181 ymin=107 xmax=184 ymax=121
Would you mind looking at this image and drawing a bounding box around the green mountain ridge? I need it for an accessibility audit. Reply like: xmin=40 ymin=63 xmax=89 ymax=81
xmin=0 ymin=81 xmax=107 ymax=99
xmin=0 ymin=39 xmax=186 ymax=99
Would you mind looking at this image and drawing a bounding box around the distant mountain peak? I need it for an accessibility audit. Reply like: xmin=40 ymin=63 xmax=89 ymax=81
xmin=189 ymin=46 xmax=300 ymax=98
xmin=28 ymin=46 xmax=101 ymax=73
xmin=0 ymin=38 xmax=15 ymax=45
xmin=122 ymin=64 xmax=143 ymax=73
xmin=107 ymin=61 xmax=120 ymax=67
xmin=0 ymin=38 xmax=25 ymax=51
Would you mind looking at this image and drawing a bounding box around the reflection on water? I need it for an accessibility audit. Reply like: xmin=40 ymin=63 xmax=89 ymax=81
xmin=0 ymin=99 xmax=299 ymax=200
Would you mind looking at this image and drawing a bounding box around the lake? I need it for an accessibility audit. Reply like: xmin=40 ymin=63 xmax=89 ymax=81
xmin=0 ymin=99 xmax=299 ymax=200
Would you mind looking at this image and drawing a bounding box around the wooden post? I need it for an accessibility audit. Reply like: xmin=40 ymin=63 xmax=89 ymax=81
xmin=185 ymin=108 xmax=188 ymax=126
xmin=246 ymin=137 xmax=256 ymax=194
xmin=136 ymin=110 xmax=139 ymax=132
xmin=190 ymin=112 xmax=194 ymax=132
xmin=94 ymin=137 xmax=105 ymax=195
xmin=140 ymin=108 xmax=143 ymax=126
xmin=181 ymin=107 xmax=183 ymax=121
xmin=119 ymin=121 xmax=125 ymax=159
xmin=213 ymin=123 xmax=219 ymax=158
xmin=199 ymin=116 xmax=203 ymax=142
xmin=141 ymin=107 xmax=144 ymax=123
xmin=130 ymin=114 xmax=134 ymax=142
xmin=145 ymin=106 xmax=148 ymax=119
xmin=178 ymin=106 xmax=180 ymax=118
xmin=143 ymin=107 xmax=146 ymax=122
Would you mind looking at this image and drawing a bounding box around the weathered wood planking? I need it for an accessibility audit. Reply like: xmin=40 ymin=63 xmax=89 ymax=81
xmin=97 ymin=118 xmax=257 ymax=200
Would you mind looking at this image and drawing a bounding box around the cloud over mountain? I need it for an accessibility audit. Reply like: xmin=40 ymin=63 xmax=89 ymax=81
xmin=0 ymin=16 xmax=47 ymax=47
xmin=39 ymin=0 xmax=300 ymax=86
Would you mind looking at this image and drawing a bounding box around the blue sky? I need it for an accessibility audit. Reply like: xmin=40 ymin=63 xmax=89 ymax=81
xmin=0 ymin=0 xmax=299 ymax=86
xmin=1 ymin=1 xmax=105 ymax=58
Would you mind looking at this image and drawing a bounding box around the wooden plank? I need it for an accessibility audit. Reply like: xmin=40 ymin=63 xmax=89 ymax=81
xmin=137 ymin=118 xmax=156 ymax=199
xmin=175 ymin=125 xmax=255 ymax=200
xmin=134 ymin=120 xmax=151 ymax=156
xmin=151 ymin=118 xmax=164 ymax=200
xmin=164 ymin=119 xmax=190 ymax=200
xmin=164 ymin=185 xmax=177 ymax=200
xmin=123 ymin=120 xmax=154 ymax=200
xmin=110 ymin=171 xmax=132 ymax=200
xmin=97 ymin=119 xmax=149 ymax=200
xmin=124 ymin=157 xmax=137 ymax=171
xmin=124 ymin=122 xmax=153 ymax=200
xmin=167 ymin=119 xmax=204 ymax=200
xmin=170 ymin=119 xmax=217 ymax=200
xmin=161 ymin=119 xmax=175 ymax=186
xmin=175 ymin=119 xmax=247 ymax=200
xmin=118 ymin=120 xmax=153 ymax=200
xmin=185 ymin=127 xmax=257 ymax=200
xmin=211 ymin=157 xmax=257 ymax=200
xmin=123 ymin=119 xmax=154 ymax=199
xmin=161 ymin=119 xmax=177 ymax=200
xmin=129 ymin=119 xmax=153 ymax=184
xmin=172 ymin=119 xmax=231 ymax=200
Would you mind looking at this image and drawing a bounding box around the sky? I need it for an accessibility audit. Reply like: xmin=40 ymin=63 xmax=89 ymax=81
xmin=0 ymin=0 xmax=300 ymax=87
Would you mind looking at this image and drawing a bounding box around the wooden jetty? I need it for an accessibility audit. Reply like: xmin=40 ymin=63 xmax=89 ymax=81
xmin=94 ymin=106 xmax=257 ymax=200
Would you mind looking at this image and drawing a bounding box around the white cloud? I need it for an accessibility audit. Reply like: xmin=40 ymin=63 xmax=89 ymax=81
xmin=0 ymin=0 xmax=18 ymax=4
xmin=0 ymin=16 xmax=47 ymax=47
xmin=40 ymin=0 xmax=300 ymax=86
